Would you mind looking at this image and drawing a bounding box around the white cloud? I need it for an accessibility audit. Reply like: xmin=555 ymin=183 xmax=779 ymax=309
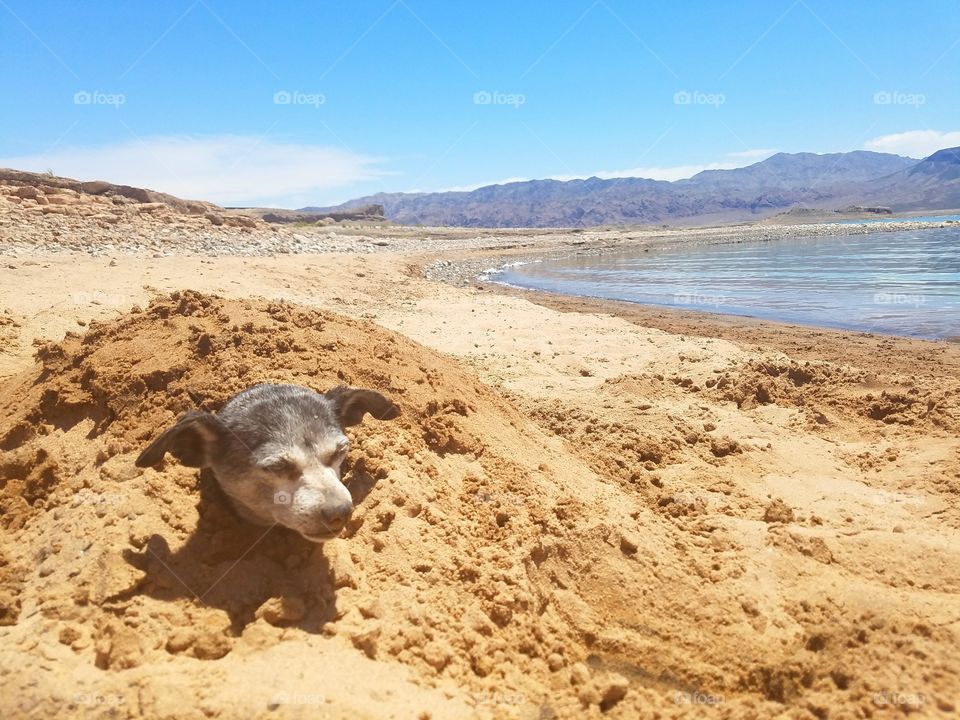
xmin=422 ymin=177 xmax=533 ymax=193
xmin=0 ymin=135 xmax=392 ymax=207
xmin=864 ymin=130 xmax=960 ymax=159
xmin=726 ymin=148 xmax=779 ymax=160
xmin=576 ymin=149 xmax=778 ymax=181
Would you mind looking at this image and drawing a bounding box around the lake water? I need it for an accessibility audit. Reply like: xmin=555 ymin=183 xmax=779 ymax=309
xmin=834 ymin=214 xmax=960 ymax=224
xmin=494 ymin=226 xmax=960 ymax=339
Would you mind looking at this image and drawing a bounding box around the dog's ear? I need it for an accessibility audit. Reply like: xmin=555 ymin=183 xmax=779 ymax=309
xmin=325 ymin=386 xmax=401 ymax=427
xmin=135 ymin=411 xmax=225 ymax=468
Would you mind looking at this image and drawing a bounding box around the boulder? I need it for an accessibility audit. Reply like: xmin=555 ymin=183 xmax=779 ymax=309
xmin=13 ymin=186 xmax=40 ymax=200
xmin=79 ymin=180 xmax=112 ymax=195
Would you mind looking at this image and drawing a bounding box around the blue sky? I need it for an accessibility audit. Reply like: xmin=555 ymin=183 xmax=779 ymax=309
xmin=1 ymin=0 xmax=958 ymax=207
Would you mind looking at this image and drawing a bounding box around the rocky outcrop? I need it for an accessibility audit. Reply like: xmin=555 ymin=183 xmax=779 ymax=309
xmin=0 ymin=169 xmax=224 ymax=217
xmin=835 ymin=205 xmax=893 ymax=215
xmin=0 ymin=169 xmax=268 ymax=232
xmin=240 ymin=203 xmax=387 ymax=225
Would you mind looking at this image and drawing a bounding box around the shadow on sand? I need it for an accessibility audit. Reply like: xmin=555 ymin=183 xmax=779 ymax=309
xmin=122 ymin=469 xmax=346 ymax=634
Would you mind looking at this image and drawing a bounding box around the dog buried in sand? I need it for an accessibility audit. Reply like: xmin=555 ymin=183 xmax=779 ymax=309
xmin=135 ymin=384 xmax=401 ymax=542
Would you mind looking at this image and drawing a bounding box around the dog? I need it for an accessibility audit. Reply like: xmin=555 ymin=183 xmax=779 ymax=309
xmin=135 ymin=384 xmax=400 ymax=542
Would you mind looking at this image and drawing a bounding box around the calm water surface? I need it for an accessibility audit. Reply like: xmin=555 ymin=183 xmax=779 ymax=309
xmin=494 ymin=227 xmax=960 ymax=339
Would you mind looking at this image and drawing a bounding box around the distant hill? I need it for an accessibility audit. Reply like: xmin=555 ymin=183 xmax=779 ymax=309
xmin=678 ymin=151 xmax=914 ymax=191
xmin=851 ymin=146 xmax=960 ymax=211
xmin=310 ymin=149 xmax=960 ymax=227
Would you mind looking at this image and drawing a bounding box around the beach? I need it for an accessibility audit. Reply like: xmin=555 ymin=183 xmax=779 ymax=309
xmin=1 ymin=220 xmax=959 ymax=718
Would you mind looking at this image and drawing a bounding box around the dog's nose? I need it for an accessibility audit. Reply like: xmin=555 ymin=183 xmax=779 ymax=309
xmin=320 ymin=501 xmax=353 ymax=529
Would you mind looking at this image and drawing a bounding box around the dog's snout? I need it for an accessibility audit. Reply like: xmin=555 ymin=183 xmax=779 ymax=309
xmin=300 ymin=500 xmax=354 ymax=541
xmin=321 ymin=500 xmax=354 ymax=528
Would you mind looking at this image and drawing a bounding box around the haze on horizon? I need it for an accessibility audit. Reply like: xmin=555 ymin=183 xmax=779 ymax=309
xmin=1 ymin=0 xmax=958 ymax=207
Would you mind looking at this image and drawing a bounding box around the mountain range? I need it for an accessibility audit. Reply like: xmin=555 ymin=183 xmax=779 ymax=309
xmin=312 ymin=147 xmax=960 ymax=227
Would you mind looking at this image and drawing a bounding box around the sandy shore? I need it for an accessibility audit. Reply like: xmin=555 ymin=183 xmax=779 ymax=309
xmin=1 ymin=224 xmax=958 ymax=718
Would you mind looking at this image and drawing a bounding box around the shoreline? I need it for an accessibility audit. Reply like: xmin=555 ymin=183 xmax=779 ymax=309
xmin=485 ymin=283 xmax=960 ymax=382
xmin=418 ymin=217 xmax=959 ymax=343
xmin=483 ymin=281 xmax=960 ymax=345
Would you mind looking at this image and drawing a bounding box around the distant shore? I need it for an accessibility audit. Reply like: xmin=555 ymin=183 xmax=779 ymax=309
xmin=418 ymin=217 xmax=958 ymax=287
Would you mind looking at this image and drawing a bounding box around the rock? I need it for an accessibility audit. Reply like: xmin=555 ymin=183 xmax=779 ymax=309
xmin=13 ymin=186 xmax=39 ymax=200
xmin=205 ymin=212 xmax=224 ymax=226
xmin=58 ymin=625 xmax=82 ymax=646
xmin=569 ymin=662 xmax=590 ymax=685
xmin=79 ymin=180 xmax=112 ymax=195
xmin=422 ymin=641 xmax=451 ymax=670
xmin=710 ymin=436 xmax=741 ymax=457
xmin=763 ymin=498 xmax=795 ymax=524
xmin=619 ymin=531 xmax=639 ymax=555
xmin=165 ymin=628 xmax=196 ymax=654
xmin=349 ymin=623 xmax=381 ymax=658
xmin=92 ymin=213 xmax=121 ymax=224
xmin=599 ymin=674 xmax=629 ymax=711
xmin=358 ymin=598 xmax=383 ymax=619
xmin=193 ymin=631 xmax=232 ymax=660
xmin=224 ymin=215 xmax=257 ymax=228
xmin=0 ymin=588 xmax=20 ymax=627
xmin=94 ymin=623 xmax=144 ymax=669
xmin=255 ymin=596 xmax=307 ymax=626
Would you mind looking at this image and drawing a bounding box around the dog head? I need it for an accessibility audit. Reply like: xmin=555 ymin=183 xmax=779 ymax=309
xmin=136 ymin=384 xmax=400 ymax=542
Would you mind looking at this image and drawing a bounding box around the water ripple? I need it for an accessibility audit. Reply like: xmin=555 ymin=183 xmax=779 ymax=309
xmin=495 ymin=227 xmax=960 ymax=339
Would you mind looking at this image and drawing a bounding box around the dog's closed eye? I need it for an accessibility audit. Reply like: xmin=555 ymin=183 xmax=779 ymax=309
xmin=259 ymin=457 xmax=301 ymax=477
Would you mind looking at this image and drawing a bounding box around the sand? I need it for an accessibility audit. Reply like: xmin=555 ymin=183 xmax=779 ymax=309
xmin=1 ymin=241 xmax=959 ymax=719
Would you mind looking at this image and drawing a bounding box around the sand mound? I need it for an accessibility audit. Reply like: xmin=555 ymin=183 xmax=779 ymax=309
xmin=2 ymin=291 xmax=958 ymax=718
xmin=0 ymin=291 xmax=644 ymax=718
